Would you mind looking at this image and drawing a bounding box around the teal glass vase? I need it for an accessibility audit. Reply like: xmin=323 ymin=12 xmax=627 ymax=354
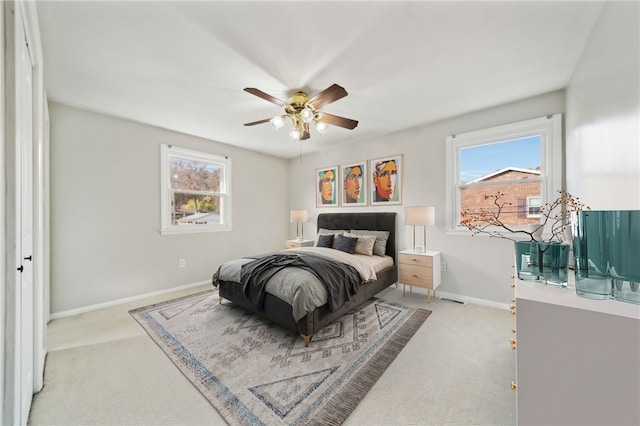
xmin=538 ymin=240 xmax=570 ymax=287
xmin=572 ymin=210 xmax=640 ymax=303
xmin=514 ymin=240 xmax=570 ymax=286
xmin=514 ymin=241 xmax=541 ymax=281
xmin=607 ymin=211 xmax=640 ymax=304
xmin=572 ymin=211 xmax=612 ymax=299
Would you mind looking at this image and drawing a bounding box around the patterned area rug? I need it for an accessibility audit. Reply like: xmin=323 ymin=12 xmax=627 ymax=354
xmin=130 ymin=289 xmax=431 ymax=425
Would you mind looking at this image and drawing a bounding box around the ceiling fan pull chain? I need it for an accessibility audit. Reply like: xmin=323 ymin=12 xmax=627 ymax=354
xmin=298 ymin=141 xmax=303 ymax=164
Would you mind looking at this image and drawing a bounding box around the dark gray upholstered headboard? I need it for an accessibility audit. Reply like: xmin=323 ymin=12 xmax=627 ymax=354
xmin=317 ymin=212 xmax=397 ymax=261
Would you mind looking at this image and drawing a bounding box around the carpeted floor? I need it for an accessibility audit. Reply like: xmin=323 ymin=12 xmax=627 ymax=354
xmin=28 ymin=284 xmax=517 ymax=425
xmin=130 ymin=290 xmax=431 ymax=425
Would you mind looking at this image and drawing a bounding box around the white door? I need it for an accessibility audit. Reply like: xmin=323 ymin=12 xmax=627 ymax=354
xmin=2 ymin=3 xmax=41 ymax=424
xmin=17 ymin=18 xmax=34 ymax=425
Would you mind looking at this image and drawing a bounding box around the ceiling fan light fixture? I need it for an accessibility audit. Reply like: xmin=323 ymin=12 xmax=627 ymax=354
xmin=289 ymin=128 xmax=301 ymax=141
xmin=300 ymin=107 xmax=314 ymax=123
xmin=315 ymin=121 xmax=329 ymax=135
xmin=270 ymin=115 xmax=285 ymax=130
xmin=243 ymin=84 xmax=357 ymax=141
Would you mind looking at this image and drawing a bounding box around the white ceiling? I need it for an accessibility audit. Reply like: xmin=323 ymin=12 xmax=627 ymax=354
xmin=36 ymin=1 xmax=605 ymax=159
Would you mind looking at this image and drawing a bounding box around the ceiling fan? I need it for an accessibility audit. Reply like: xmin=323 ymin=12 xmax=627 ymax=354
xmin=243 ymin=84 xmax=358 ymax=141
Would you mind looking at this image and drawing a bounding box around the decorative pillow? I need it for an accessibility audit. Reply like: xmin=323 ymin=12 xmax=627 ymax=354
xmin=349 ymin=229 xmax=390 ymax=256
xmin=335 ymin=235 xmax=359 ymax=254
xmin=316 ymin=233 xmax=335 ymax=248
xmin=344 ymin=232 xmax=376 ymax=256
xmin=318 ymin=228 xmax=346 ymax=249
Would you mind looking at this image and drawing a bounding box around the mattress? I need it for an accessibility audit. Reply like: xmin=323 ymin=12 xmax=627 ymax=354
xmin=214 ymin=247 xmax=393 ymax=321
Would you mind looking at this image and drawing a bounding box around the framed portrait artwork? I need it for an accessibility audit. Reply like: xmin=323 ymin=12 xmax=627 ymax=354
xmin=316 ymin=166 xmax=339 ymax=207
xmin=340 ymin=161 xmax=367 ymax=206
xmin=370 ymin=154 xmax=402 ymax=206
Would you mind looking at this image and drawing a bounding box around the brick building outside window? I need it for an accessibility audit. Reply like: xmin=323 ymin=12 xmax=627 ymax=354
xmin=460 ymin=167 xmax=541 ymax=226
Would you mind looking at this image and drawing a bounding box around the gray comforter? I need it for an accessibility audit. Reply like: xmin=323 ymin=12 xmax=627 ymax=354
xmin=212 ymin=247 xmax=377 ymax=321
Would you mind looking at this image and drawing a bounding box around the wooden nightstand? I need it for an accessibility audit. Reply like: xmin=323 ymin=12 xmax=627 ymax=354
xmin=398 ymin=249 xmax=442 ymax=302
xmin=285 ymin=239 xmax=314 ymax=249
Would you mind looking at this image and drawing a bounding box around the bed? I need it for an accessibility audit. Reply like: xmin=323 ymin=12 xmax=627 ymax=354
xmin=212 ymin=212 xmax=398 ymax=347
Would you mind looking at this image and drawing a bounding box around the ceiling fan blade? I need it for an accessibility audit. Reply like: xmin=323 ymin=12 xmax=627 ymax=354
xmin=244 ymin=88 xmax=288 ymax=107
xmin=307 ymin=84 xmax=348 ymax=109
xmin=316 ymin=112 xmax=358 ymax=130
xmin=301 ymin=123 xmax=310 ymax=140
xmin=243 ymin=118 xmax=271 ymax=126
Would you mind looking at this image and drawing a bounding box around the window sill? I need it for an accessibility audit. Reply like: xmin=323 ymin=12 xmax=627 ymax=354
xmin=160 ymin=226 xmax=230 ymax=235
xmin=445 ymin=228 xmax=534 ymax=242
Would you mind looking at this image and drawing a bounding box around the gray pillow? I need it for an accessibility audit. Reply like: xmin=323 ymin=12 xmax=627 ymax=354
xmin=318 ymin=228 xmax=346 ymax=249
xmin=349 ymin=229 xmax=390 ymax=256
xmin=335 ymin=235 xmax=359 ymax=254
xmin=316 ymin=233 xmax=334 ymax=248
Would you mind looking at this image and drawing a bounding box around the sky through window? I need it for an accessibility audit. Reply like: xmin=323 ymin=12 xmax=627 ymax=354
xmin=460 ymin=135 xmax=541 ymax=183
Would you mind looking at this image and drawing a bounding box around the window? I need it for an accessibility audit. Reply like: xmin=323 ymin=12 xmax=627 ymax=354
xmin=160 ymin=145 xmax=231 ymax=234
xmin=526 ymin=196 xmax=542 ymax=218
xmin=446 ymin=114 xmax=562 ymax=234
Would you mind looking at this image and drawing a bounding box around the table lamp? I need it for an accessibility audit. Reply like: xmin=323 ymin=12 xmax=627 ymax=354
xmin=405 ymin=206 xmax=435 ymax=252
xmin=290 ymin=209 xmax=309 ymax=241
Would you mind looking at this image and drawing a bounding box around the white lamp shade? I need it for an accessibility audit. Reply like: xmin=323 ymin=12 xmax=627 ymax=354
xmin=269 ymin=115 xmax=284 ymax=130
xmin=405 ymin=206 xmax=435 ymax=226
xmin=315 ymin=121 xmax=329 ymax=135
xmin=300 ymin=108 xmax=314 ymax=123
xmin=290 ymin=209 xmax=309 ymax=223
xmin=289 ymin=128 xmax=301 ymax=140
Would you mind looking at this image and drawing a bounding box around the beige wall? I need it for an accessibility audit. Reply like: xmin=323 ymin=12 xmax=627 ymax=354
xmin=287 ymin=0 xmax=639 ymax=306
xmin=49 ymin=103 xmax=289 ymax=314
xmin=289 ymin=91 xmax=565 ymax=306
xmin=566 ymin=0 xmax=640 ymax=209
xmin=48 ymin=0 xmax=639 ymax=312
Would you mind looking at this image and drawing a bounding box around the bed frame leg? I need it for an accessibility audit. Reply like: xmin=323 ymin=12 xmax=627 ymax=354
xmin=301 ymin=334 xmax=312 ymax=347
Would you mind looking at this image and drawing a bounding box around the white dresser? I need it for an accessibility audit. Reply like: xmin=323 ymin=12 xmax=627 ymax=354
xmin=514 ymin=276 xmax=640 ymax=425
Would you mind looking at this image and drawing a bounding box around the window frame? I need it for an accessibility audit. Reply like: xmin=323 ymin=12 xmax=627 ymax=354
xmin=160 ymin=144 xmax=232 ymax=235
xmin=445 ymin=114 xmax=563 ymax=235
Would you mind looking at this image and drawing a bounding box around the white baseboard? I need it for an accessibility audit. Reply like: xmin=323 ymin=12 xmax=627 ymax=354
xmin=49 ymin=280 xmax=211 ymax=320
xmin=436 ymin=290 xmax=511 ymax=311
xmin=50 ymin=282 xmax=511 ymax=320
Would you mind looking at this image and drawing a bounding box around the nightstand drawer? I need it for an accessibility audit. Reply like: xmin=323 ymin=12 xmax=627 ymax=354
xmin=285 ymin=239 xmax=314 ymax=249
xmin=399 ymin=264 xmax=434 ymax=287
xmin=399 ymin=253 xmax=433 ymax=268
xmin=398 ymin=250 xmax=441 ymax=302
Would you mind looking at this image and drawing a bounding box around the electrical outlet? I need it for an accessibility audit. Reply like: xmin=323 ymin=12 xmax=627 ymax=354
xmin=179 ymin=258 xmax=186 ymax=268
xmin=441 ymin=262 xmax=447 ymax=272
